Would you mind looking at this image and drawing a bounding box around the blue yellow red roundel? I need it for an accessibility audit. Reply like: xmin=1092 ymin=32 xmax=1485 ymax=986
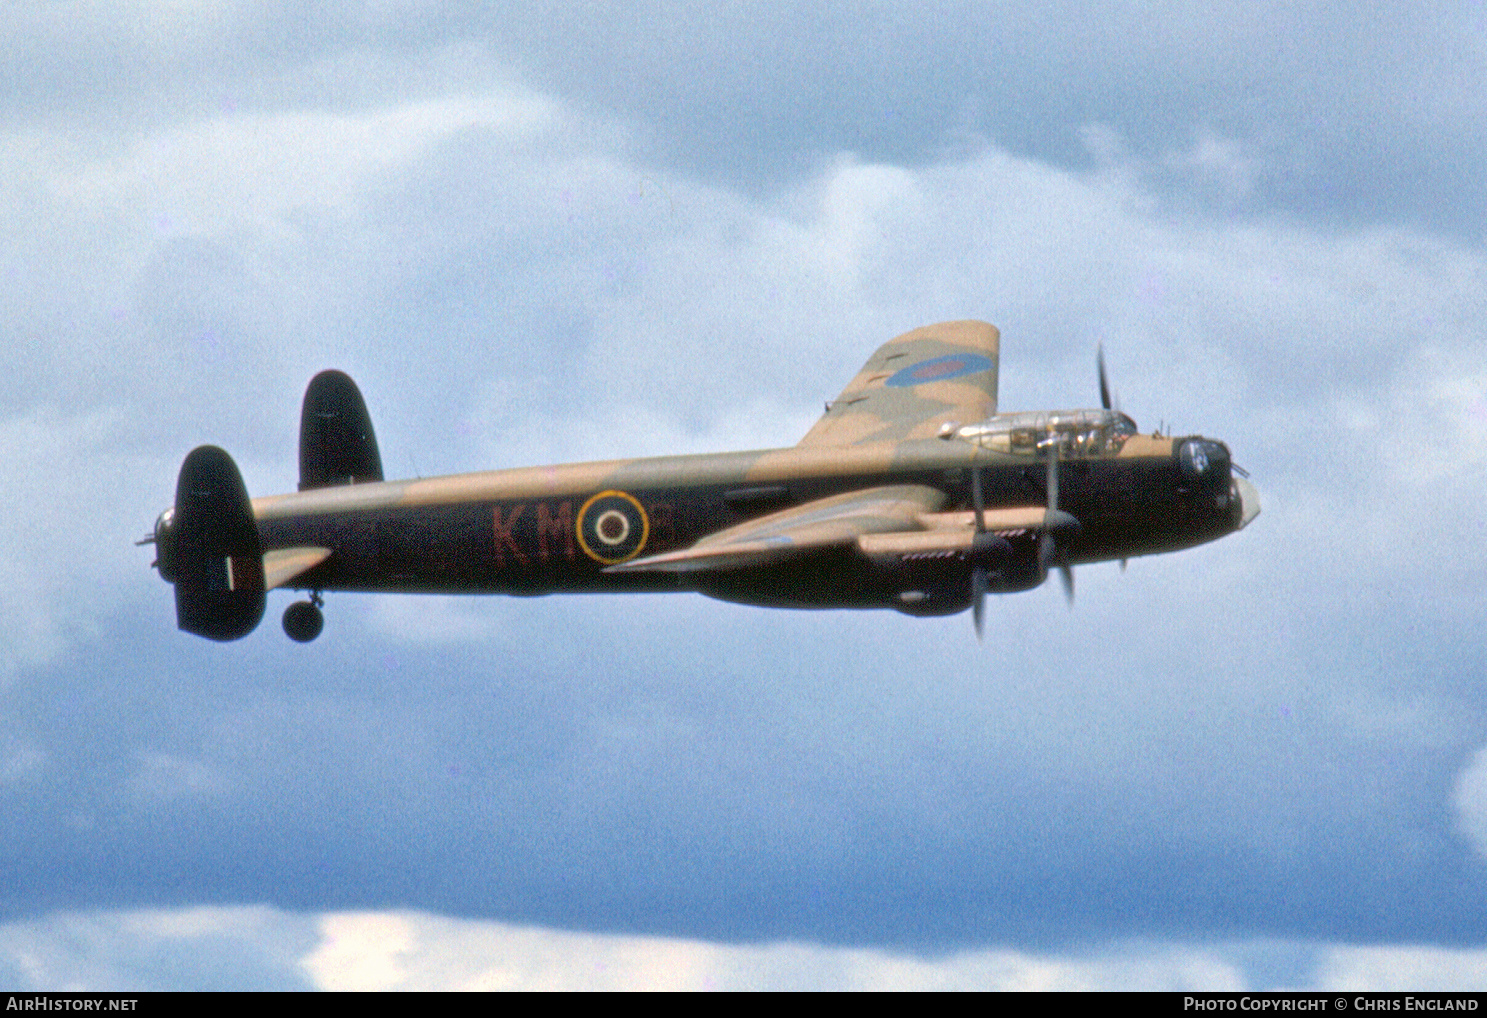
xmin=884 ymin=353 xmax=994 ymax=388
xmin=576 ymin=490 xmax=649 ymax=564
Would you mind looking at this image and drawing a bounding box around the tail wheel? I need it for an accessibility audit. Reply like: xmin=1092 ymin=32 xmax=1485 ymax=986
xmin=282 ymin=595 xmax=324 ymax=643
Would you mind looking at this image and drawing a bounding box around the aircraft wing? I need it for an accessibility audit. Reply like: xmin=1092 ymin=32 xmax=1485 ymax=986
xmin=797 ymin=320 xmax=999 ymax=447
xmin=262 ymin=546 xmax=331 ymax=590
xmin=607 ymin=485 xmax=947 ymax=573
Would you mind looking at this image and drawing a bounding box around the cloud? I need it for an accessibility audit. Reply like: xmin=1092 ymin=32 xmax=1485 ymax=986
xmin=8 ymin=3 xmax=1484 ymax=228
xmin=10 ymin=904 xmax=1487 ymax=991
xmin=0 ymin=907 xmax=317 ymax=992
xmin=1314 ymin=945 xmax=1487 ymax=993
xmin=0 ymin=408 xmax=150 ymax=678
xmin=1452 ymin=747 xmax=1487 ymax=861
xmin=0 ymin=904 xmax=1321 ymax=991
xmin=300 ymin=908 xmax=1255 ymax=991
xmin=4 ymin=4 xmax=1487 ymax=964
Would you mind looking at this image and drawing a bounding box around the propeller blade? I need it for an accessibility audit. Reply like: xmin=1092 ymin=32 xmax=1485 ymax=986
xmin=971 ymin=461 xmax=985 ymax=533
xmin=967 ymin=462 xmax=1001 ymax=641
xmin=1097 ymin=344 xmax=1122 ymax=413
xmin=1043 ymin=440 xmax=1077 ymax=605
xmin=972 ymin=565 xmax=987 ymax=640
xmin=970 ymin=463 xmax=986 ymax=638
xmin=1039 ymin=440 xmax=1058 ymax=574
xmin=1045 ymin=441 xmax=1059 ymax=513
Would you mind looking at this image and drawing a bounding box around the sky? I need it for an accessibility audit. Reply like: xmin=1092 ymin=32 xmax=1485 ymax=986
xmin=2 ymin=0 xmax=1487 ymax=991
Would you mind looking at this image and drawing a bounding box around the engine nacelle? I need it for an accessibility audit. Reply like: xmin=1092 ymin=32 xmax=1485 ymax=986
xmin=861 ymin=526 xmax=1055 ymax=615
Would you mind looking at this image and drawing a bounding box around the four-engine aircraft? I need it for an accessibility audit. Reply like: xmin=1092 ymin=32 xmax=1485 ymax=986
xmin=144 ymin=321 xmax=1259 ymax=642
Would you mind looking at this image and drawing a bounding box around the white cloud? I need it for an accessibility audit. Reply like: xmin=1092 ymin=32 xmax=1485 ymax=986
xmin=0 ymin=907 xmax=316 ymax=992
xmin=0 ymin=408 xmax=157 ymax=679
xmin=1314 ymin=944 xmax=1487 ymax=992
xmin=1164 ymin=131 xmax=1260 ymax=198
xmin=305 ymin=913 xmax=416 ymax=992
xmin=0 ymin=743 xmax=46 ymax=785
xmin=128 ymin=751 xmax=227 ymax=802
xmin=1452 ymin=746 xmax=1487 ymax=860
xmin=364 ymin=594 xmax=517 ymax=646
xmin=47 ymin=92 xmax=557 ymax=236
xmin=10 ymin=905 xmax=1487 ymax=991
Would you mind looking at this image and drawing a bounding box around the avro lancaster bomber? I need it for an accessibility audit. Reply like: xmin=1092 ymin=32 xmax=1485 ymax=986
xmin=145 ymin=321 xmax=1259 ymax=642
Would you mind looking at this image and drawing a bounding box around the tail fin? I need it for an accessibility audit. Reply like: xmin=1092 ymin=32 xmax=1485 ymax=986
xmin=167 ymin=445 xmax=265 ymax=641
xmin=298 ymin=370 xmax=383 ymax=490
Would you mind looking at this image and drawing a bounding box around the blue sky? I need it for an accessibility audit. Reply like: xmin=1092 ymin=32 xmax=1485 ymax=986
xmin=3 ymin=1 xmax=1487 ymax=990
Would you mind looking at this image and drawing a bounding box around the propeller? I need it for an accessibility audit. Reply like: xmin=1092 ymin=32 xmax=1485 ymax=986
xmin=1038 ymin=442 xmax=1076 ymax=605
xmin=1097 ymin=343 xmax=1123 ymax=414
xmin=1100 ymin=343 xmax=1131 ymax=576
xmin=1098 ymin=344 xmax=1111 ymax=410
xmin=970 ymin=460 xmax=988 ymax=638
xmin=969 ymin=344 xmax=1109 ymax=632
xmin=1100 ymin=344 xmax=1112 ymax=410
xmin=966 ymin=460 xmax=1016 ymax=638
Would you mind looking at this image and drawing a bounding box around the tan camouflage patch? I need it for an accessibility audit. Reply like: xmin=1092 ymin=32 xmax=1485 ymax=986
xmin=917 ymin=507 xmax=1055 ymax=532
xmin=263 ymin=546 xmax=331 ymax=589
xmin=742 ymin=442 xmax=902 ymax=484
xmin=611 ymin=484 xmax=947 ymax=573
xmin=1116 ymin=435 xmax=1174 ymax=459
xmin=798 ymin=320 xmax=1000 ymax=447
xmin=602 ymin=450 xmax=765 ymax=491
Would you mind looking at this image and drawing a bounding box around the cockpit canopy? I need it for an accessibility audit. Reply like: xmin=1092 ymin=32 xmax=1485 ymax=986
xmin=953 ymin=409 xmax=1138 ymax=458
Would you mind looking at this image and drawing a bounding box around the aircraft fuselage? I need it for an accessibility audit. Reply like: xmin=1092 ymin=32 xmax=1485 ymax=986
xmin=246 ymin=433 xmax=1242 ymax=611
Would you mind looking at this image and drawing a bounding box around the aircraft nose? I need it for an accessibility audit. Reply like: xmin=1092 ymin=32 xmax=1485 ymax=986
xmin=1179 ymin=438 xmax=1230 ymax=485
xmin=1234 ymin=475 xmax=1261 ymax=529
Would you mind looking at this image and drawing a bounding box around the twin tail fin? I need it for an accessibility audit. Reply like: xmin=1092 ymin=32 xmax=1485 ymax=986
xmin=158 ymin=370 xmax=379 ymax=640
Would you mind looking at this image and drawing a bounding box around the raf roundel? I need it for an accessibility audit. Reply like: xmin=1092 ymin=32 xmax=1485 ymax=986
xmin=884 ymin=353 xmax=995 ymax=388
xmin=576 ymin=490 xmax=650 ymax=565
